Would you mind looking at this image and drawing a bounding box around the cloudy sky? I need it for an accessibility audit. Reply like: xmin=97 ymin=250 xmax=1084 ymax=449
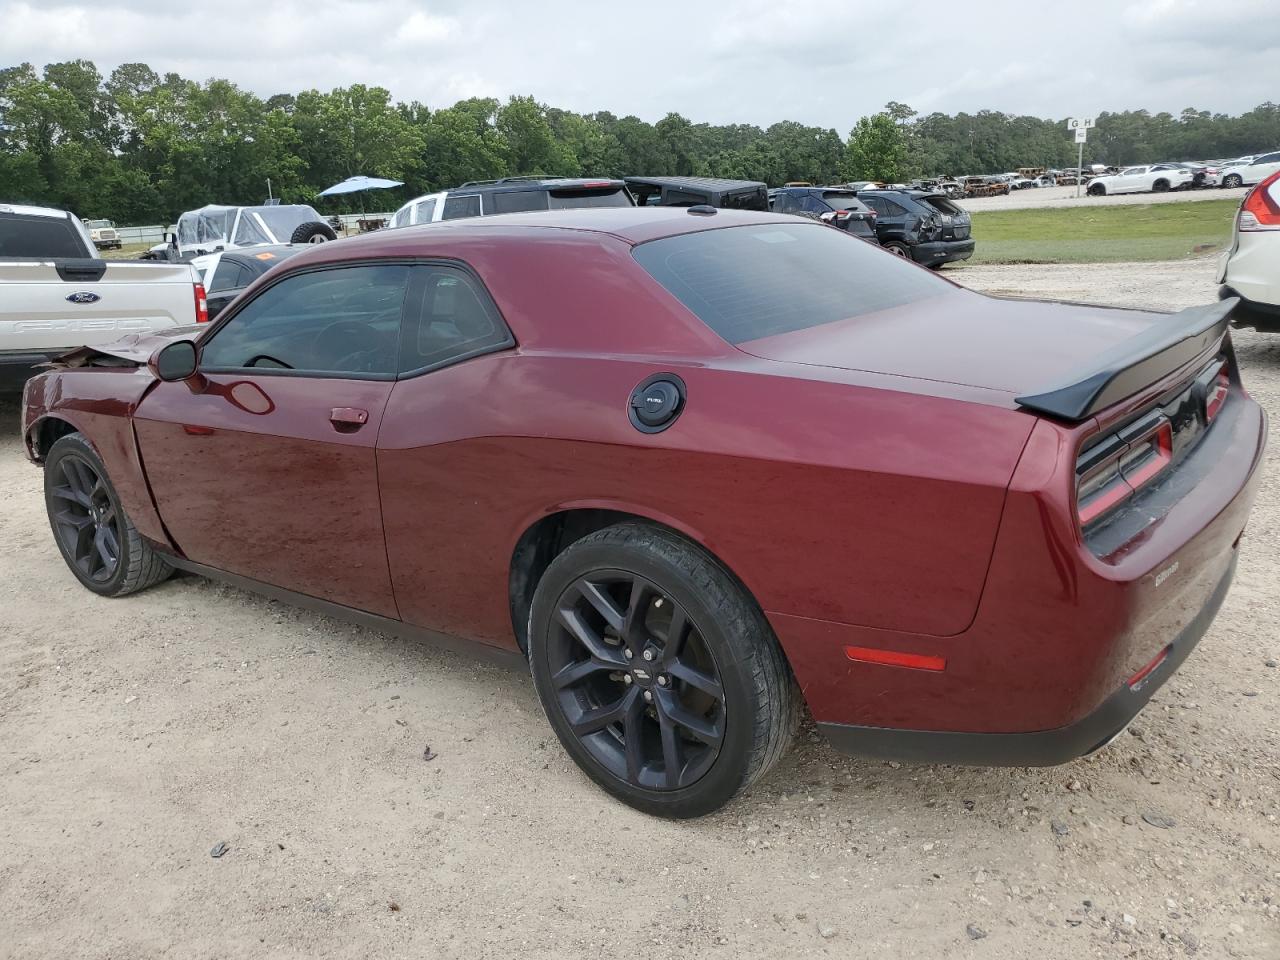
xmin=2 ymin=0 xmax=1277 ymax=128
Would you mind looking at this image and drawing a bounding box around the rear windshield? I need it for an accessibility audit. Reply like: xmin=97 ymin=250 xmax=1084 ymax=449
xmin=547 ymin=187 xmax=632 ymax=209
xmin=0 ymin=213 xmax=89 ymax=258
xmin=820 ymin=192 xmax=863 ymax=210
xmin=922 ymin=196 xmax=965 ymax=216
xmin=633 ymin=222 xmax=949 ymax=344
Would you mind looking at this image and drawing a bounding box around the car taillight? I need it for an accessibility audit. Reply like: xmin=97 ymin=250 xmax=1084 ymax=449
xmin=1201 ymin=360 xmax=1230 ymax=422
xmin=1075 ymin=413 xmax=1174 ymax=528
xmin=194 ymin=282 xmax=209 ymax=323
xmin=1239 ymin=170 xmax=1280 ymax=231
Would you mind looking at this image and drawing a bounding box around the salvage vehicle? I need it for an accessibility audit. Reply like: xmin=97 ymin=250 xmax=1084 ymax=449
xmin=0 ymin=203 xmax=205 ymax=389
xmin=1220 ymin=151 xmax=1280 ymax=189
xmin=162 ymin=204 xmax=336 ymax=260
xmin=962 ymin=176 xmax=1009 ymax=198
xmin=856 ymin=189 xmax=974 ymax=266
xmin=389 ymin=177 xmax=632 ymax=228
xmin=21 ymin=207 xmax=1265 ymax=818
xmin=771 ymin=186 xmax=878 ymax=242
xmin=1086 ymin=164 xmax=1194 ymax=196
xmin=1219 ymin=170 xmax=1280 ymax=332
xmin=82 ymin=218 xmax=122 ymax=250
xmin=624 ymin=176 xmax=768 ymax=211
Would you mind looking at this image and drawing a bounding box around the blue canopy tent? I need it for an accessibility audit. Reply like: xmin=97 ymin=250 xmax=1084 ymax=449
xmin=317 ymin=175 xmax=405 ymax=227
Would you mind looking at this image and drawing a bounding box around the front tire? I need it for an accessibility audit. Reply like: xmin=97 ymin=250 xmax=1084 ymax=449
xmin=1088 ymin=182 xmax=1106 ymax=197
xmin=1223 ymin=174 xmax=1243 ymax=189
xmin=44 ymin=433 xmax=172 ymax=597
xmin=528 ymin=523 xmax=799 ymax=818
xmin=884 ymin=241 xmax=912 ymax=259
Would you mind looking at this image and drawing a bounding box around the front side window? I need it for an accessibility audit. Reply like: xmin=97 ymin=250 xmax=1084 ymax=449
xmin=442 ymin=194 xmax=482 ymax=220
xmin=200 ymin=263 xmax=409 ymax=377
xmin=633 ymin=222 xmax=951 ymax=345
xmin=208 ymin=260 xmax=248 ymax=293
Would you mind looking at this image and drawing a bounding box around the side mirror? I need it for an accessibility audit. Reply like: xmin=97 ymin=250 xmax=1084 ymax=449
xmin=150 ymin=340 xmax=199 ymax=383
xmin=165 ymin=232 xmax=177 ymax=246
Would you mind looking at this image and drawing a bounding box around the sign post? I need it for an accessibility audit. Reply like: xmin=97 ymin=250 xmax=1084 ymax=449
xmin=1067 ymin=117 xmax=1095 ymax=197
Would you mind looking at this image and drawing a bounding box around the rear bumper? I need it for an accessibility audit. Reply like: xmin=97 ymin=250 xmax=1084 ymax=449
xmin=913 ymin=239 xmax=975 ymax=265
xmin=1222 ymin=286 xmax=1280 ymax=331
xmin=818 ymin=553 xmax=1235 ymax=766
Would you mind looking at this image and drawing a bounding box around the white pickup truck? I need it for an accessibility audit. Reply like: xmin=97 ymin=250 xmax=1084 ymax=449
xmin=0 ymin=204 xmax=205 ymax=389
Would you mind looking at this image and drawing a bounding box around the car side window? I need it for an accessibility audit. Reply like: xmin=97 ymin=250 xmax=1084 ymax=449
xmin=880 ymin=199 xmax=910 ymax=217
xmin=490 ymin=191 xmax=548 ymax=214
xmin=776 ymin=192 xmax=801 ymax=215
xmin=861 ymin=197 xmax=888 ymax=216
xmin=208 ymin=260 xmax=247 ymax=293
xmin=413 ymin=199 xmax=438 ymax=223
xmin=200 ymin=264 xmax=410 ymax=378
xmin=798 ymin=194 xmax=829 ymax=214
xmin=442 ymin=194 xmax=482 ymax=220
xmin=1256 ymin=153 xmax=1280 ymax=165
xmin=398 ymin=265 xmax=513 ymax=376
xmin=391 ymin=207 xmax=411 ymax=228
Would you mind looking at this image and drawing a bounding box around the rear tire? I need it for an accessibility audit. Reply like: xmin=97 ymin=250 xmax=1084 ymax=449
xmin=1223 ymin=174 xmax=1243 ymax=189
xmin=44 ymin=433 xmax=172 ymax=597
xmin=289 ymin=221 xmax=338 ymax=245
xmin=528 ymin=522 xmax=799 ymax=818
xmin=1152 ymin=179 xmax=1170 ymax=193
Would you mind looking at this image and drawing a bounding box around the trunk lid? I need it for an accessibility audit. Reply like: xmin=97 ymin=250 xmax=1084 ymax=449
xmin=737 ymin=291 xmax=1173 ymax=398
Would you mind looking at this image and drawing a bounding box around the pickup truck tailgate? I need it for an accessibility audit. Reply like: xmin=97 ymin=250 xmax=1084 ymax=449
xmin=0 ymin=260 xmax=199 ymax=353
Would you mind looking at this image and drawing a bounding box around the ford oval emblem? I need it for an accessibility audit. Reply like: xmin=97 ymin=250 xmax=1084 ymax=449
xmin=66 ymin=291 xmax=101 ymax=304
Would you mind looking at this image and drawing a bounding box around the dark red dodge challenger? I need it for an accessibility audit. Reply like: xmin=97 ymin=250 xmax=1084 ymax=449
xmin=22 ymin=208 xmax=1266 ymax=817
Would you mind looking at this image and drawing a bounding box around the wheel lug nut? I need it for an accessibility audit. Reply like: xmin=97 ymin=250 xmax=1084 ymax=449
xmin=657 ymin=676 xmax=668 ymax=686
xmin=642 ymin=650 xmax=654 ymax=662
xmin=643 ymin=690 xmax=653 ymax=702
xmin=623 ymin=674 xmax=633 ymax=684
xmin=624 ymin=649 xmax=634 ymax=660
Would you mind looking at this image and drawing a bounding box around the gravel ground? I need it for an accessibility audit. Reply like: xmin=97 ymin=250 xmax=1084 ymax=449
xmin=957 ymin=185 xmax=1247 ymax=213
xmin=1 ymin=258 xmax=1277 ymax=959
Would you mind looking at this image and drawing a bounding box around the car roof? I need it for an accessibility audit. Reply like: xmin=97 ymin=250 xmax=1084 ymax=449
xmin=275 ymin=207 xmax=791 ymax=269
xmin=624 ymin=176 xmax=765 ymax=191
xmin=0 ymin=203 xmax=76 ymax=219
xmin=454 ymin=176 xmax=625 ymax=193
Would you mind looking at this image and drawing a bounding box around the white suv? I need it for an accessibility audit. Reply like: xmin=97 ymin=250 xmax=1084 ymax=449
xmin=388 ymin=177 xmax=632 ymax=228
xmin=1218 ymin=170 xmax=1280 ymax=330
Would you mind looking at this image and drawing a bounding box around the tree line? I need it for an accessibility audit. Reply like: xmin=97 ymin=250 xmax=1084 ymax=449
xmin=2 ymin=60 xmax=1278 ymax=224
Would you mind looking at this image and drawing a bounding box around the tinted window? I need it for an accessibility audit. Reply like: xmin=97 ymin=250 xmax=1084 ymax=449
xmin=208 ymin=260 xmax=248 ymax=293
xmin=201 ymin=264 xmax=409 ymax=377
xmin=442 ymin=195 xmax=481 ymax=220
xmin=547 ymin=187 xmax=631 ymax=209
xmin=775 ymin=191 xmax=802 ymax=214
xmin=0 ymin=213 xmax=89 ymax=258
xmin=633 ymin=223 xmax=949 ymax=345
xmin=860 ymin=196 xmax=887 ymax=216
xmin=399 ymin=266 xmax=513 ymax=374
xmin=922 ymin=196 xmax=964 ymax=216
xmin=490 ymin=190 xmax=548 ymax=214
xmin=1255 ymin=153 xmax=1280 ymax=164
xmin=820 ymin=192 xmax=861 ymax=210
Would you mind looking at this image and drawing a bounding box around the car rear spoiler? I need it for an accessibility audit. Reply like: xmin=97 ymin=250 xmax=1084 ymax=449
xmin=1015 ymin=298 xmax=1237 ymax=421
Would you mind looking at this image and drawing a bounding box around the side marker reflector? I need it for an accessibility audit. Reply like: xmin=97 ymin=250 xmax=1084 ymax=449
xmin=844 ymin=645 xmax=946 ymax=672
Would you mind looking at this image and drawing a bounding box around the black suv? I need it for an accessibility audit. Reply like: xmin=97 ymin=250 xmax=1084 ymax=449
xmin=625 ymin=176 xmax=769 ymax=210
xmin=770 ymin=187 xmax=879 ymax=242
xmin=855 ymin=190 xmax=974 ymax=267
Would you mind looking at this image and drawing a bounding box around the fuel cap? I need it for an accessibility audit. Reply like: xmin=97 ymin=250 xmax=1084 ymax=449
xmin=629 ymin=373 xmax=686 ymax=433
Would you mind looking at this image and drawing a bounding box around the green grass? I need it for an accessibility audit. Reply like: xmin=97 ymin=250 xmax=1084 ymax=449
xmin=966 ymin=199 xmax=1240 ymax=264
xmin=100 ymin=243 xmax=153 ymax=260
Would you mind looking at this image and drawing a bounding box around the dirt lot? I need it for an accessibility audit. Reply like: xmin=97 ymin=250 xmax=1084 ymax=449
xmin=1 ymin=258 xmax=1277 ymax=959
xmin=958 ymin=185 xmax=1248 ymax=213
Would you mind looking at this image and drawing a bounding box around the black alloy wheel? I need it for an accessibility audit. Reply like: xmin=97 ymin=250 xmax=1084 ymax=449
xmin=545 ymin=571 xmax=726 ymax=791
xmin=43 ymin=432 xmax=172 ymax=597
xmin=527 ymin=523 xmax=798 ymax=817
xmin=49 ymin=452 xmax=122 ymax=585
